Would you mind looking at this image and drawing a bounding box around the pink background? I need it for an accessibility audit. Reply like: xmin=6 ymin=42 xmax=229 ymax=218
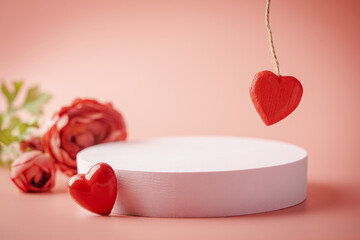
xmin=1 ymin=0 xmax=360 ymax=239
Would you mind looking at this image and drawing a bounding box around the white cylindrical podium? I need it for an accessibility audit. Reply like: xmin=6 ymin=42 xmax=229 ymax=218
xmin=77 ymin=137 xmax=307 ymax=217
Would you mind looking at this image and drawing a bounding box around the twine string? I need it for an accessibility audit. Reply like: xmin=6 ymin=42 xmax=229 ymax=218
xmin=265 ymin=0 xmax=281 ymax=76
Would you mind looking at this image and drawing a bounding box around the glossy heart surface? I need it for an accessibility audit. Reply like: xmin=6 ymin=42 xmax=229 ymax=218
xmin=250 ymin=70 xmax=303 ymax=125
xmin=68 ymin=162 xmax=117 ymax=215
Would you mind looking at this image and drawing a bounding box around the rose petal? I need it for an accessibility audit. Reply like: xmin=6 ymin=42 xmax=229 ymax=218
xmin=87 ymin=120 xmax=109 ymax=142
xmin=10 ymin=151 xmax=42 ymax=179
xmin=75 ymin=131 xmax=95 ymax=148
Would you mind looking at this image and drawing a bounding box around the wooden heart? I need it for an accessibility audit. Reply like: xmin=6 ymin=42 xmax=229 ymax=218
xmin=250 ymin=70 xmax=303 ymax=125
xmin=68 ymin=162 xmax=117 ymax=215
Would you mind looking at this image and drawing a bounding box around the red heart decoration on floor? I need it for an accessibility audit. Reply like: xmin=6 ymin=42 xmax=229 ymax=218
xmin=250 ymin=70 xmax=303 ymax=126
xmin=68 ymin=162 xmax=117 ymax=215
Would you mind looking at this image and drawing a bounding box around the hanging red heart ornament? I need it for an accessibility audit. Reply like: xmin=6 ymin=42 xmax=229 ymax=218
xmin=250 ymin=70 xmax=303 ymax=126
xmin=250 ymin=0 xmax=303 ymax=125
xmin=68 ymin=162 xmax=117 ymax=215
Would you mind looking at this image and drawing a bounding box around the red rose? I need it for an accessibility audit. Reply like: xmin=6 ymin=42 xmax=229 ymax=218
xmin=20 ymin=137 xmax=44 ymax=152
xmin=10 ymin=151 xmax=56 ymax=192
xmin=43 ymin=99 xmax=127 ymax=176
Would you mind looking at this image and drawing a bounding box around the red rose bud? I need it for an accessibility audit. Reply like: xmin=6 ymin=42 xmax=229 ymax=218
xmin=10 ymin=151 xmax=56 ymax=192
xmin=43 ymin=99 xmax=127 ymax=176
xmin=20 ymin=137 xmax=44 ymax=152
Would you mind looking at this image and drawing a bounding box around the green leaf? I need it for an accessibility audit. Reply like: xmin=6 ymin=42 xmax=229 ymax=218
xmin=13 ymin=81 xmax=23 ymax=97
xmin=0 ymin=129 xmax=18 ymax=146
xmin=18 ymin=121 xmax=38 ymax=135
xmin=24 ymin=86 xmax=39 ymax=104
xmin=22 ymin=92 xmax=51 ymax=115
xmin=8 ymin=117 xmax=21 ymax=130
xmin=1 ymin=81 xmax=23 ymax=107
xmin=1 ymin=82 xmax=12 ymax=105
xmin=19 ymin=123 xmax=28 ymax=134
xmin=0 ymin=114 xmax=3 ymax=129
xmin=22 ymin=86 xmax=51 ymax=115
xmin=30 ymin=121 xmax=38 ymax=128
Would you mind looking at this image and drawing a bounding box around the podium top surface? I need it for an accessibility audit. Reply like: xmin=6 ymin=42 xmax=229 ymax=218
xmin=77 ymin=136 xmax=307 ymax=172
